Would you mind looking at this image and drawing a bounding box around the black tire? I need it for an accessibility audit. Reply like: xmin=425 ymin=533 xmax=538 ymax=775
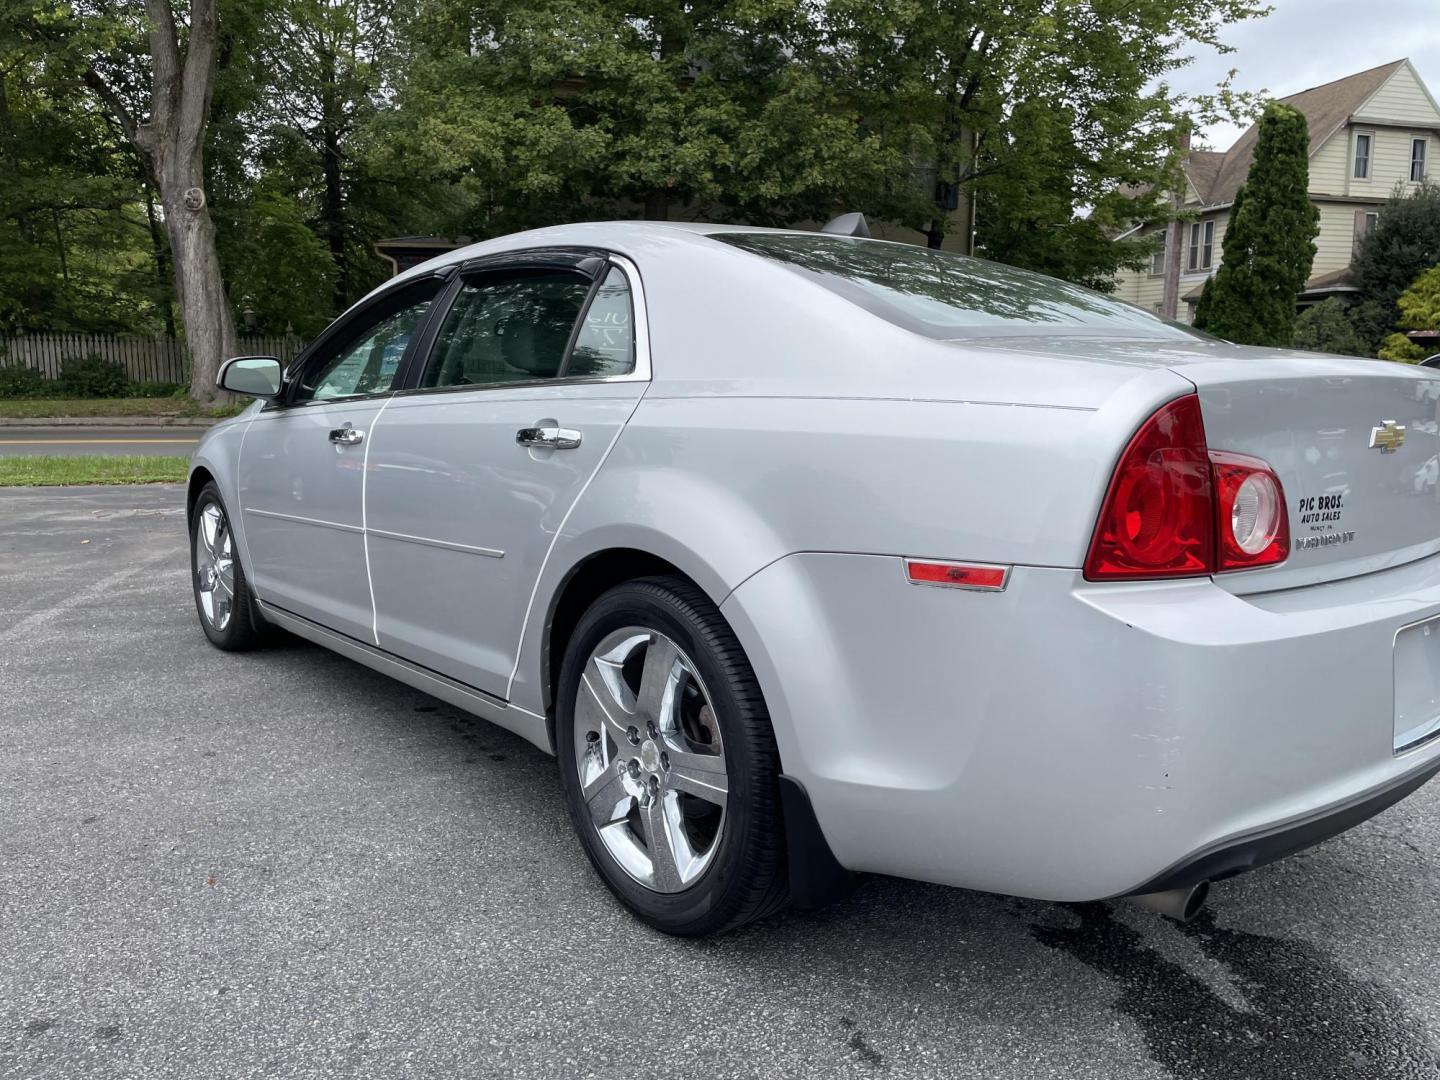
xmin=190 ymin=482 xmax=265 ymax=651
xmin=555 ymin=576 xmax=789 ymax=936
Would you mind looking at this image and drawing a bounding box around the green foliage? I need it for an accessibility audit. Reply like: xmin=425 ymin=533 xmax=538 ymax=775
xmin=1376 ymin=265 xmax=1440 ymax=362
xmin=1351 ymin=184 xmax=1440 ymax=349
xmin=219 ymin=190 xmax=338 ymax=337
xmin=1193 ymin=103 xmax=1318 ymax=345
xmin=52 ymin=356 xmax=131 ymax=398
xmin=0 ymin=363 xmax=48 ymax=397
xmin=1292 ymin=298 xmax=1365 ymax=356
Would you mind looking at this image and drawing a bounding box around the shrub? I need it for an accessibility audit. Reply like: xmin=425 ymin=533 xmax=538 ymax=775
xmin=1292 ymin=298 xmax=1366 ymax=356
xmin=0 ymin=363 xmax=50 ymax=398
xmin=52 ymin=355 xmax=131 ymax=398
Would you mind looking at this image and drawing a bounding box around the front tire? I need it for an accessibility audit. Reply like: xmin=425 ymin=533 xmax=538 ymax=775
xmin=190 ymin=482 xmax=263 ymax=651
xmin=556 ymin=576 xmax=789 ymax=935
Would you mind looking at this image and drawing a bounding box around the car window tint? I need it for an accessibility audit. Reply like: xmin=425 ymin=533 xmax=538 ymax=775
xmin=713 ymin=233 xmax=1194 ymax=342
xmin=295 ymin=283 xmax=437 ymax=402
xmin=421 ymin=271 xmax=591 ymax=389
xmin=565 ymin=266 xmax=636 ymax=379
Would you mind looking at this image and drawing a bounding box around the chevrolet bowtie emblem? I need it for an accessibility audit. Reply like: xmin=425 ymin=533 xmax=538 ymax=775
xmin=1369 ymin=419 xmax=1406 ymax=453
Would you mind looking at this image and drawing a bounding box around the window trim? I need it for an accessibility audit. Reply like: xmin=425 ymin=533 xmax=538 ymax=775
xmin=1411 ymin=136 xmax=1428 ymax=183
xmin=264 ymin=270 xmax=454 ymax=411
xmin=1149 ymin=232 xmax=1166 ymax=277
xmin=1353 ymin=130 xmax=1375 ymax=181
xmin=390 ymin=250 xmax=652 ymax=400
xmin=1186 ymin=219 xmax=1214 ymax=273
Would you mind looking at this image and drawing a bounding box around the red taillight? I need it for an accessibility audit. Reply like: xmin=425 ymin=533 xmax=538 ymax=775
xmin=1210 ymin=451 xmax=1288 ymax=571
xmin=1085 ymin=395 xmax=1214 ymax=580
xmin=1083 ymin=395 xmax=1288 ymax=581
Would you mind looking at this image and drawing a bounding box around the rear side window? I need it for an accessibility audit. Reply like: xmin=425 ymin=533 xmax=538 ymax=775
xmin=567 ymin=266 xmax=636 ymax=378
xmin=714 ymin=233 xmax=1192 ymax=341
xmin=421 ymin=270 xmax=591 ymax=389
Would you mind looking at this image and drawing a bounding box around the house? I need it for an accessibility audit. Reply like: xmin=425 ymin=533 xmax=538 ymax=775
xmin=1114 ymin=59 xmax=1440 ymax=323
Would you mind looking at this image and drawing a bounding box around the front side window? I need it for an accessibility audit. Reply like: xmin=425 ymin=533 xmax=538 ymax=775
xmin=1412 ymin=138 xmax=1428 ymax=183
xmin=1354 ymin=132 xmax=1373 ymax=179
xmin=715 ymin=232 xmax=1192 ymax=341
xmin=421 ymin=270 xmax=591 ymax=389
xmin=294 ymin=282 xmax=438 ymax=402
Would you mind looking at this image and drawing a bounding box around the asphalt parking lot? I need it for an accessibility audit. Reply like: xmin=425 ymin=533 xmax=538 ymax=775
xmin=3 ymin=486 xmax=1440 ymax=1080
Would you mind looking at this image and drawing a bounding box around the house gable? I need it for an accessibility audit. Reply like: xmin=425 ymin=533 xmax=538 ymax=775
xmin=1351 ymin=60 xmax=1440 ymax=129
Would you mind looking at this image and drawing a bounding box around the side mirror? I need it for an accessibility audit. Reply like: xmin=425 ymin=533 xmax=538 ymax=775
xmin=218 ymin=356 xmax=283 ymax=398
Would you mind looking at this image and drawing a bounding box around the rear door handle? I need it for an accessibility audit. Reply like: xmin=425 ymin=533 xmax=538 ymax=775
xmin=329 ymin=424 xmax=364 ymax=446
xmin=516 ymin=425 xmax=582 ymax=450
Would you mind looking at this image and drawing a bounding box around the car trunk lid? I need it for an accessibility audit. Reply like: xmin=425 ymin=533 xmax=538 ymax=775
xmin=1178 ymin=354 xmax=1440 ymax=592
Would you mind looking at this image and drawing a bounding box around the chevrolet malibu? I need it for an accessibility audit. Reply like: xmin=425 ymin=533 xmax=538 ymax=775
xmin=188 ymin=220 xmax=1440 ymax=934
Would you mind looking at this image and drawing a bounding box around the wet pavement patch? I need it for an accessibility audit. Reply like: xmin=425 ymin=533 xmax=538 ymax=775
xmin=1032 ymin=903 xmax=1440 ymax=1078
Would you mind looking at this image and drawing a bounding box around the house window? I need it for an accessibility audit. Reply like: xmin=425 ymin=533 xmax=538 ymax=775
xmin=1150 ymin=232 xmax=1166 ymax=275
xmin=1365 ymin=211 xmax=1379 ymax=235
xmin=1354 ymin=132 xmax=1373 ymax=179
xmin=1412 ymin=139 xmax=1428 ymax=183
xmin=1187 ymin=220 xmax=1214 ymax=272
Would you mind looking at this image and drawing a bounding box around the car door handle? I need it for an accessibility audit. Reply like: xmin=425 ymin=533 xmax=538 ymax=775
xmin=516 ymin=426 xmax=582 ymax=450
xmin=329 ymin=425 xmax=364 ymax=446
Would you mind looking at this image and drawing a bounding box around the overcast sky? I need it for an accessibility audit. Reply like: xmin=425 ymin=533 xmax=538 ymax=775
xmin=1169 ymin=0 xmax=1440 ymax=150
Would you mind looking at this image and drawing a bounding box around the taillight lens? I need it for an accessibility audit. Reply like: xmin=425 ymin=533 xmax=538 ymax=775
xmin=1084 ymin=395 xmax=1214 ymax=579
xmin=1210 ymin=451 xmax=1288 ymax=570
xmin=1084 ymin=395 xmax=1288 ymax=581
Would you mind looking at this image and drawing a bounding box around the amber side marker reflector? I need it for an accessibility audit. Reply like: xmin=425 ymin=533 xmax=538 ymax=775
xmin=904 ymin=559 xmax=1009 ymax=591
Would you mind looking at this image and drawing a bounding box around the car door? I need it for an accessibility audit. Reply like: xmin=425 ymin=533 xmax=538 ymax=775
xmin=237 ymin=275 xmax=447 ymax=642
xmin=364 ymin=253 xmax=648 ymax=699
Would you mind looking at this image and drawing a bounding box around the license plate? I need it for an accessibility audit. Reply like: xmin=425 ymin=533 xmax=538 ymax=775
xmin=1393 ymin=615 xmax=1440 ymax=752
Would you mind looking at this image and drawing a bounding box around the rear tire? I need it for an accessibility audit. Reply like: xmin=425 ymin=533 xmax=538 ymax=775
xmin=556 ymin=576 xmax=789 ymax=936
xmin=190 ymin=482 xmax=264 ymax=651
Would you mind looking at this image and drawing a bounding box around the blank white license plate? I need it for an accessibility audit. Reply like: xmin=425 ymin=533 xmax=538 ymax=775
xmin=1394 ymin=616 xmax=1440 ymax=752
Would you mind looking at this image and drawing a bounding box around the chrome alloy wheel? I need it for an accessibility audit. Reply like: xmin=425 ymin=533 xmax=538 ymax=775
xmin=194 ymin=501 xmax=236 ymax=632
xmin=573 ymin=627 xmax=729 ymax=893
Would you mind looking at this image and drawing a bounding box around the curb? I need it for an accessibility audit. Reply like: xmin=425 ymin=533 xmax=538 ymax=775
xmin=0 ymin=416 xmax=219 ymax=428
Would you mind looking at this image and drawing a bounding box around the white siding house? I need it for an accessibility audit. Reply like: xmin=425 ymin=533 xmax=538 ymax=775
xmin=1114 ymin=59 xmax=1440 ymax=323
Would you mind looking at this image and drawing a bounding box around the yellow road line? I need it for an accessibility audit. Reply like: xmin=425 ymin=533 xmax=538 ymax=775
xmin=0 ymin=438 xmax=198 ymax=445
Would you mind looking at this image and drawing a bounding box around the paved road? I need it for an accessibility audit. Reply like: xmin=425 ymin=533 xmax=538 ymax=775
xmin=0 ymin=426 xmax=200 ymax=457
xmin=3 ymin=486 xmax=1440 ymax=1080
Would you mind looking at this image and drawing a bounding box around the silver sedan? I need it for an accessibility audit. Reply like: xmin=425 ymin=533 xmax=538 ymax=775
xmin=190 ymin=221 xmax=1440 ymax=934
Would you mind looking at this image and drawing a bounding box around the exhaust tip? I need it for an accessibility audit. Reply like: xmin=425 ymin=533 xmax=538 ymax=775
xmin=1126 ymin=880 xmax=1210 ymax=923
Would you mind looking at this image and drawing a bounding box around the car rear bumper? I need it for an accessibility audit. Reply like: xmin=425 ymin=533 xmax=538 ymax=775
xmin=720 ymin=550 xmax=1440 ymax=901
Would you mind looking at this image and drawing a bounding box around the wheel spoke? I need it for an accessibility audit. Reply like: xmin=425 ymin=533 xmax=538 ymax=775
xmin=668 ymin=757 xmax=728 ymax=807
xmin=585 ymin=770 xmax=633 ymax=828
xmin=577 ymin=671 xmax=633 ymax=750
xmin=638 ymin=792 xmax=684 ymax=891
xmin=200 ymin=504 xmax=223 ymax=559
xmin=635 ymin=634 xmax=680 ymax=726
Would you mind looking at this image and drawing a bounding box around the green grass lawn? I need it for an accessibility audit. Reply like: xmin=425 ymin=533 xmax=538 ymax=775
xmin=0 ymin=455 xmax=189 ymax=486
xmin=0 ymin=397 xmax=245 ymax=419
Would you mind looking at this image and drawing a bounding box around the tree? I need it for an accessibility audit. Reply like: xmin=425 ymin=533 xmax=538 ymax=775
xmin=13 ymin=1 xmax=240 ymax=400
xmin=1377 ymin=265 xmax=1440 ymax=362
xmin=1292 ymin=297 xmax=1365 ymax=356
xmin=829 ymin=0 xmax=1266 ymax=251
xmin=1193 ymin=102 xmax=1318 ymax=346
xmin=374 ymin=0 xmax=902 ymax=238
xmin=1350 ymin=183 xmax=1440 ymax=352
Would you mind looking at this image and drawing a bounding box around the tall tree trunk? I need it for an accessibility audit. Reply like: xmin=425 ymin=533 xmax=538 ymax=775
xmin=81 ymin=0 xmax=236 ymax=402
xmin=157 ymin=162 xmax=236 ymax=398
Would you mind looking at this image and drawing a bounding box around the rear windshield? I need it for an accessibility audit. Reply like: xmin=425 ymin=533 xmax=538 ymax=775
xmin=714 ymin=233 xmax=1195 ymax=341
